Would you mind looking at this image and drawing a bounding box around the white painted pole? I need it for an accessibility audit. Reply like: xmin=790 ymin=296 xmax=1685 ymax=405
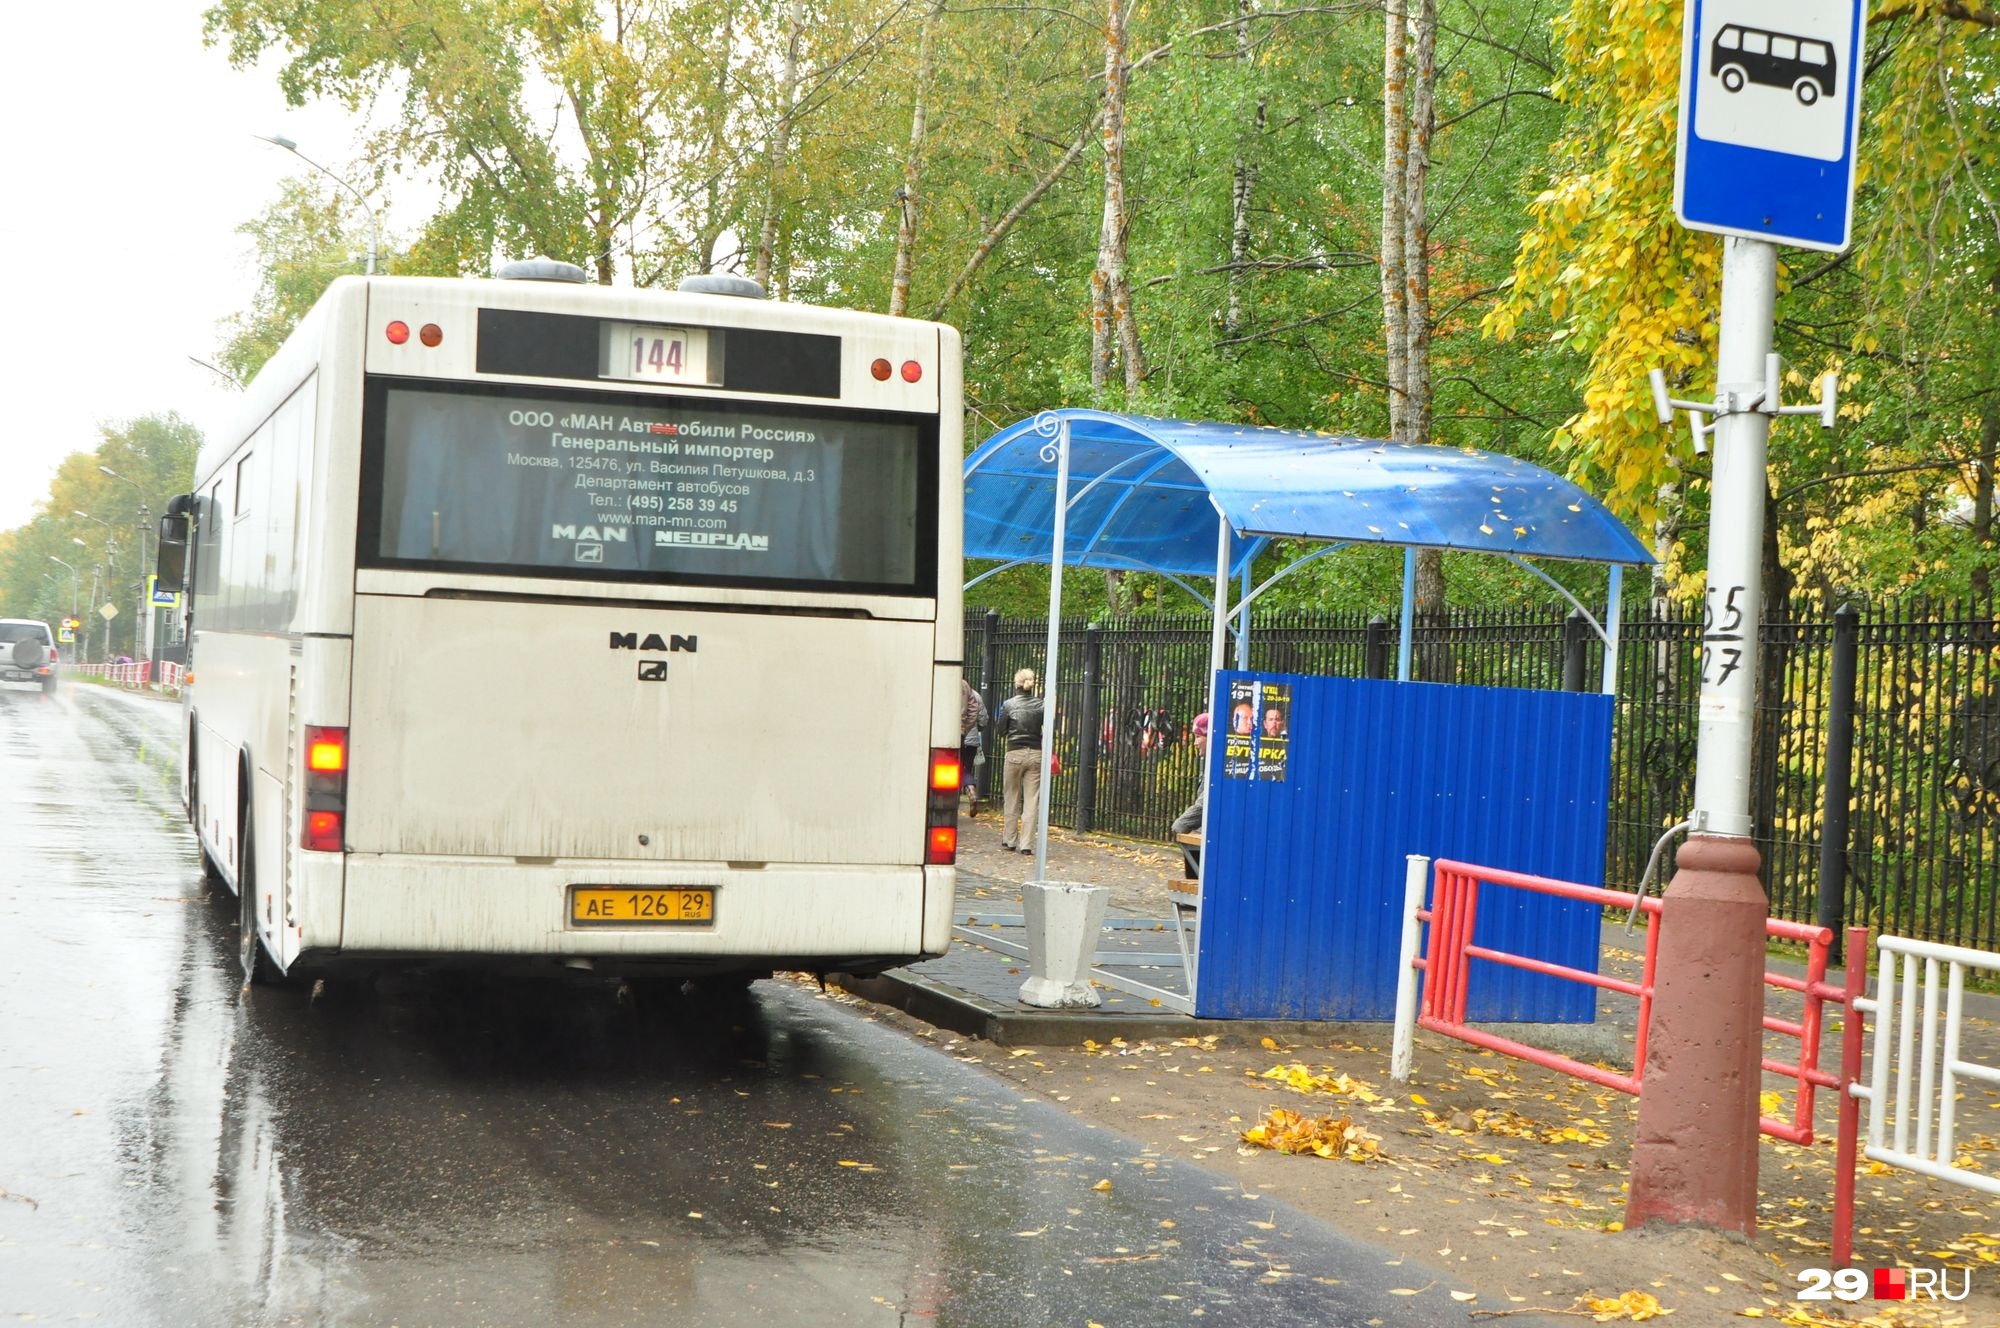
xmin=1940 ymin=963 xmax=1965 ymax=1159
xmin=1391 ymin=854 xmax=1430 ymax=1082
xmin=1868 ymin=951 xmax=1896 ymax=1151
xmin=1688 ymin=238 xmax=1778 ymax=837
xmin=1197 ymin=511 xmax=1231 ymax=924
xmin=1602 ymin=564 xmax=1623 ymax=695
xmin=1032 ymin=417 xmax=1071 ymax=881
xmin=1397 ymin=546 xmax=1416 ymax=681
xmin=1917 ymin=956 xmax=1940 ymax=1158
xmin=1236 ymin=565 xmax=1251 ymax=668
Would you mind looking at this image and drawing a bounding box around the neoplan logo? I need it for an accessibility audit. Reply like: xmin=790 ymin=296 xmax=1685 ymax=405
xmin=609 ymin=632 xmax=699 ymax=653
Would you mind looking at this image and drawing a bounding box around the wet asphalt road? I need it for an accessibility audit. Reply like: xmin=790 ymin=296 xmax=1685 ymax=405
xmin=0 ymin=683 xmax=1489 ymax=1328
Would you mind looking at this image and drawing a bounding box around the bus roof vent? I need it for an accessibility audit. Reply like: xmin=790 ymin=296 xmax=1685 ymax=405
xmin=496 ymin=256 xmax=591 ymax=283
xmin=678 ymin=274 xmax=767 ymax=300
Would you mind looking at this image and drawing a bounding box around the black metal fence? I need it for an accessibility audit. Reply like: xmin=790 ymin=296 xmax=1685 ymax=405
xmin=963 ymin=598 xmax=2000 ymax=952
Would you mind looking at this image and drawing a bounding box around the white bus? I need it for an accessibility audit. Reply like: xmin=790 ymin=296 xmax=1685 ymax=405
xmin=157 ymin=263 xmax=964 ymax=989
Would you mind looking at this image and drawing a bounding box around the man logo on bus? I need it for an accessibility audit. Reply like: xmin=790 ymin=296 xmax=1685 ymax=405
xmin=1712 ymin=24 xmax=1836 ymax=105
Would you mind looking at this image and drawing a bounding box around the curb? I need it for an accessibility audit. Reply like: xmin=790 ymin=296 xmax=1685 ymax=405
xmin=836 ymin=966 xmax=1625 ymax=1058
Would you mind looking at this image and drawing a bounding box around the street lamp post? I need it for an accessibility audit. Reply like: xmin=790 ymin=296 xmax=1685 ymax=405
xmin=98 ymin=467 xmax=151 ymax=664
xmin=47 ymin=557 xmax=79 ymax=660
xmin=255 ymin=133 xmax=380 ymax=275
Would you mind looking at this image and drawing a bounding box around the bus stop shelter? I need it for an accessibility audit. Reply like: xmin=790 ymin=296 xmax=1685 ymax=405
xmin=962 ymin=408 xmax=1653 ymax=1015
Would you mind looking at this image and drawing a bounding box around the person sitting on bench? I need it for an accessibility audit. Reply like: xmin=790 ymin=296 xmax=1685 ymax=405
xmin=1171 ymin=712 xmax=1209 ymax=878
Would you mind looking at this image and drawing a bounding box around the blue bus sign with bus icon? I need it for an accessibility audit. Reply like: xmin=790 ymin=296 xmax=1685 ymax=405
xmin=1675 ymin=0 xmax=1866 ymax=252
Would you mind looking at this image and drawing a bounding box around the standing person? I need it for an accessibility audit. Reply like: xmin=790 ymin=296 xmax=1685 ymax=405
xmin=997 ymin=667 xmax=1045 ymax=853
xmin=959 ymin=677 xmax=989 ymax=815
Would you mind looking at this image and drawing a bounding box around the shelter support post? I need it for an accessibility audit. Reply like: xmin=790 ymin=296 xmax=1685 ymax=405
xmin=1031 ymin=417 xmax=1069 ymax=883
xmin=1627 ymin=236 xmax=1777 ymax=1237
xmin=1602 ymin=565 xmax=1623 ymax=695
xmin=1397 ymin=547 xmax=1416 ymax=681
xmin=1236 ymin=567 xmax=1251 ymax=668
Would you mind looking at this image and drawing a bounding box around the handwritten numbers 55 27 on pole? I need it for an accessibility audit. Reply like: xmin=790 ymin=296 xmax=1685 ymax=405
xmin=1701 ymin=584 xmax=1747 ymax=687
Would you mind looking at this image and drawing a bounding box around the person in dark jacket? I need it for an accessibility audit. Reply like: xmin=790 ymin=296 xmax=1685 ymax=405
xmin=997 ymin=667 xmax=1044 ymax=852
xmin=959 ymin=678 xmax=989 ymax=814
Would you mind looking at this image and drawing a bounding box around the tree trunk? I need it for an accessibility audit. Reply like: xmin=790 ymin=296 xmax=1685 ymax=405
xmin=930 ymin=110 xmax=1104 ymax=319
xmin=755 ymin=0 xmax=805 ymax=291
xmin=1226 ymin=0 xmax=1265 ymax=339
xmin=1400 ymin=0 xmax=1435 ymax=444
xmin=1976 ymin=390 xmax=1998 ymax=601
xmin=696 ymin=3 xmax=737 ymax=275
xmin=1379 ymin=0 xmax=1410 ymax=440
xmin=889 ymin=2 xmax=943 ymax=317
xmin=1092 ymin=0 xmax=1144 ymax=396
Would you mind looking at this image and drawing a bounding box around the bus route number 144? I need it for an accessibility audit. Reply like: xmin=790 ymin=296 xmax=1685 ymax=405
xmin=608 ymin=323 xmax=707 ymax=385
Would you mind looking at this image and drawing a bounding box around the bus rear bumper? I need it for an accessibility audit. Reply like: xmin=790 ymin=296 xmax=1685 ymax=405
xmin=334 ymin=853 xmax=936 ymax=964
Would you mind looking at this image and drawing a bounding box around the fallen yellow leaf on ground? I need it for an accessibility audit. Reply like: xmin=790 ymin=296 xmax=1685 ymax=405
xmin=1241 ymin=1106 xmax=1383 ymax=1161
xmin=1580 ymin=1289 xmax=1670 ymax=1321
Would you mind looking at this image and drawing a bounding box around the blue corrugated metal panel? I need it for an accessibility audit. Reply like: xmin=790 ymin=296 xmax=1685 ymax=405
xmin=1193 ymin=673 xmax=1611 ymax=1021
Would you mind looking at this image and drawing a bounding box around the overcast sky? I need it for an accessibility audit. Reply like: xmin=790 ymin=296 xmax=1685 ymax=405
xmin=0 ymin=2 xmax=374 ymax=531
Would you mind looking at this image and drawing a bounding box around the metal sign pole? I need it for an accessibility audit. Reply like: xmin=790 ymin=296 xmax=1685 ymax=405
xmin=1630 ymin=0 xmax=1863 ymax=1236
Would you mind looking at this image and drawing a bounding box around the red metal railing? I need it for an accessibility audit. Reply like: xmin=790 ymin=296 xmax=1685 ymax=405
xmin=1410 ymin=859 xmax=1866 ymax=1263
xmin=1418 ymin=861 xmax=1661 ymax=1096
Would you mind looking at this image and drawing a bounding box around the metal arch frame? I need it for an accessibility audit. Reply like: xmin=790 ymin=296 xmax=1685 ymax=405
xmin=1498 ymin=554 xmax=1625 ymax=696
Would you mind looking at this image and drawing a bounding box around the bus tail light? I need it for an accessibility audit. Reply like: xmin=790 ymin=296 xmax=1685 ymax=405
xmin=926 ymin=747 xmax=960 ymax=865
xmin=304 ymin=810 xmax=344 ymax=853
xmin=927 ymin=825 xmax=957 ymax=864
xmin=302 ymin=725 xmax=349 ymax=852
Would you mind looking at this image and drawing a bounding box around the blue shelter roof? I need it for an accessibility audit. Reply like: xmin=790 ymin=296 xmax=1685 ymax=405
xmin=963 ymin=410 xmax=1652 ymax=579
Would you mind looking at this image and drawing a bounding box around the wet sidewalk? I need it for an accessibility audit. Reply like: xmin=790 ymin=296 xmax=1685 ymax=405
xmin=841 ymin=808 xmax=2000 ymax=1070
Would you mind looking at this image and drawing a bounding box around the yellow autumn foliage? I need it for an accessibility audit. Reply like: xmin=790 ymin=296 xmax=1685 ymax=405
xmin=1240 ymin=1107 xmax=1383 ymax=1162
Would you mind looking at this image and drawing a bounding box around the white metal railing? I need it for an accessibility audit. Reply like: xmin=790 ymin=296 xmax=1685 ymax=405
xmin=1851 ymin=935 xmax=2000 ymax=1197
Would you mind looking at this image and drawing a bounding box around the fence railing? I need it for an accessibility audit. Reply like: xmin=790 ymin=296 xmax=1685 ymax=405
xmin=1853 ymin=935 xmax=2000 ymax=1198
xmin=964 ymin=596 xmax=2000 ymax=952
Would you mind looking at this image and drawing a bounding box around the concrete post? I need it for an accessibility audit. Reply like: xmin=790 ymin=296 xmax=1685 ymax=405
xmin=1627 ymin=236 xmax=1777 ymax=1236
xmin=1018 ymin=881 xmax=1110 ymax=1008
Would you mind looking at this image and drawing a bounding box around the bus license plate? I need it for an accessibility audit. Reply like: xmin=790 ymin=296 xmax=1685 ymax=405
xmin=570 ymin=887 xmax=714 ymax=925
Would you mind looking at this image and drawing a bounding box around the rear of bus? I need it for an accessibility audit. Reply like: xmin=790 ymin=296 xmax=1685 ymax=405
xmin=317 ymin=274 xmax=961 ymax=978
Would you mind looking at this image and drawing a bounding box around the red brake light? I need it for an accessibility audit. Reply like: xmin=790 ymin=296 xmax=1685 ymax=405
xmin=385 ymin=320 xmax=410 ymax=345
xmin=304 ymin=810 xmax=344 ymax=852
xmin=305 ymin=727 xmax=347 ymax=773
xmin=900 ymin=360 xmax=923 ymax=383
xmin=419 ymin=323 xmax=443 ymax=347
xmin=303 ymin=725 xmax=349 ymax=851
xmin=927 ymin=825 xmax=957 ymax=864
xmin=870 ymin=357 xmax=892 ymax=381
xmin=930 ymin=750 xmax=962 ymax=792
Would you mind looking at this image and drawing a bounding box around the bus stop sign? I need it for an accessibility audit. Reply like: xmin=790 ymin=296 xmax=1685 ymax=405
xmin=1674 ymin=0 xmax=1866 ymax=252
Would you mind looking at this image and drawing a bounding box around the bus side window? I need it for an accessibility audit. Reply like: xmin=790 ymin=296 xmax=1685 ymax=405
xmin=196 ymin=484 xmax=224 ymax=605
xmin=1771 ymin=36 xmax=1797 ymax=61
xmin=1801 ymin=43 xmax=1828 ymax=65
xmin=1742 ymin=31 xmax=1769 ymax=55
xmin=1716 ymin=27 xmax=1740 ymax=50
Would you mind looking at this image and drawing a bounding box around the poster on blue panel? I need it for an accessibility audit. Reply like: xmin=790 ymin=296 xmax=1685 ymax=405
xmin=1223 ymin=678 xmax=1289 ymax=782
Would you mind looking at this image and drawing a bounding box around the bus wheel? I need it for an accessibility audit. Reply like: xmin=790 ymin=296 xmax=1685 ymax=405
xmin=1719 ymin=64 xmax=1745 ymax=93
xmin=237 ymin=812 xmax=280 ymax=986
xmin=1794 ymin=79 xmax=1819 ymax=105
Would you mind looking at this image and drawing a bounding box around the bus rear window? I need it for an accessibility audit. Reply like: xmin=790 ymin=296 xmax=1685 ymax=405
xmin=360 ymin=381 xmax=934 ymax=595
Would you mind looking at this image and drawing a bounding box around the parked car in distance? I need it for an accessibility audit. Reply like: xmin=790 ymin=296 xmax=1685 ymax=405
xmin=0 ymin=619 xmax=59 ymax=693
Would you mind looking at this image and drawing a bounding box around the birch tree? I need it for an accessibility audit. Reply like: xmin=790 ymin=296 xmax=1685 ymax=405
xmin=1092 ymin=0 xmax=1146 ymax=396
